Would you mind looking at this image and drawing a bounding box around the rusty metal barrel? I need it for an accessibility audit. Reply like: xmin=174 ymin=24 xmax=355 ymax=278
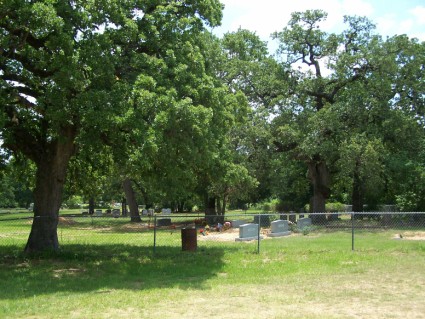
xmin=181 ymin=228 xmax=197 ymax=251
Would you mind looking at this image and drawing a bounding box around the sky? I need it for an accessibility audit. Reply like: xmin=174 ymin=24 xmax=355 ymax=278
xmin=213 ymin=0 xmax=425 ymax=51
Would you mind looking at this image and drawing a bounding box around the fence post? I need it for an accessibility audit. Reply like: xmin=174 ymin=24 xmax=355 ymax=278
xmin=257 ymin=214 xmax=261 ymax=254
xmin=351 ymin=212 xmax=355 ymax=251
xmin=153 ymin=215 xmax=157 ymax=254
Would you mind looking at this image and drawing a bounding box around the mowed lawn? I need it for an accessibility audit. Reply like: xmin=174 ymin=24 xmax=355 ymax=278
xmin=0 ymin=217 xmax=424 ymax=319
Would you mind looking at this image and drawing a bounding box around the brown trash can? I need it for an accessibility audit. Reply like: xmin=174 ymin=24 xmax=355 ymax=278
xmin=181 ymin=228 xmax=197 ymax=251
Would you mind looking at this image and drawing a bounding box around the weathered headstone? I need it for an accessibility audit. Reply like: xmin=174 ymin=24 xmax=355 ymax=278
xmin=157 ymin=218 xmax=172 ymax=227
xmin=95 ymin=209 xmax=103 ymax=217
xmin=235 ymin=223 xmax=263 ymax=241
xmin=231 ymin=220 xmax=246 ymax=228
xmin=162 ymin=208 xmax=172 ymax=214
xmin=254 ymin=215 xmax=271 ymax=227
xmin=142 ymin=209 xmax=148 ymax=215
xmin=381 ymin=213 xmax=392 ymax=226
xmin=297 ymin=217 xmax=312 ymax=230
xmin=327 ymin=213 xmax=339 ymax=221
xmin=112 ymin=209 xmax=120 ymax=218
xmin=268 ymin=220 xmax=291 ymax=237
xmin=280 ymin=214 xmax=288 ymax=221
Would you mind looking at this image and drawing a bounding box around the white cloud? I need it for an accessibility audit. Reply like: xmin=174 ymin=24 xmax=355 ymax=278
xmin=216 ymin=0 xmax=425 ymax=41
xmin=375 ymin=14 xmax=397 ymax=35
xmin=410 ymin=6 xmax=425 ymax=25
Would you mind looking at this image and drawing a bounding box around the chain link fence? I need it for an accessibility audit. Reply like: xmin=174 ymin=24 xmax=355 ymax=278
xmin=1 ymin=212 xmax=424 ymax=254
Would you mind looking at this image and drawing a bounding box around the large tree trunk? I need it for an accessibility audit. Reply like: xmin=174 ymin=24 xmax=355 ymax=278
xmin=121 ymin=197 xmax=127 ymax=216
xmin=351 ymin=168 xmax=364 ymax=212
xmin=221 ymin=195 xmax=228 ymax=216
xmin=307 ymin=160 xmax=330 ymax=223
xmin=89 ymin=197 xmax=95 ymax=215
xmin=122 ymin=178 xmax=141 ymax=222
xmin=25 ymin=130 xmax=76 ymax=253
xmin=177 ymin=201 xmax=184 ymax=213
xmin=205 ymin=194 xmax=220 ymax=224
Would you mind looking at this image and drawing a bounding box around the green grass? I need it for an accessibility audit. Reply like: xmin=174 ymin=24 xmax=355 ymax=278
xmin=0 ymin=214 xmax=424 ymax=318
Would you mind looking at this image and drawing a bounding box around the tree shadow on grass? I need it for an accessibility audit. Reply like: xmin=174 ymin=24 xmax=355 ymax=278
xmin=0 ymin=244 xmax=235 ymax=300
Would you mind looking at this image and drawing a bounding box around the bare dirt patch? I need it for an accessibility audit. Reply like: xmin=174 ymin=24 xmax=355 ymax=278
xmin=393 ymin=231 xmax=425 ymax=240
xmin=58 ymin=217 xmax=77 ymax=225
xmin=197 ymin=228 xmax=278 ymax=241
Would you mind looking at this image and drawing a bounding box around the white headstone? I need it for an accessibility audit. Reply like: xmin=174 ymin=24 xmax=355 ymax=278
xmin=297 ymin=217 xmax=312 ymax=230
xmin=142 ymin=209 xmax=148 ymax=215
xmin=268 ymin=220 xmax=291 ymax=237
xmin=231 ymin=220 xmax=245 ymax=228
xmin=235 ymin=223 xmax=263 ymax=241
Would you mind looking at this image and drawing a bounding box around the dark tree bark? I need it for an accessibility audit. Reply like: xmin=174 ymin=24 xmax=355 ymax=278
xmin=24 ymin=128 xmax=76 ymax=253
xmin=177 ymin=202 xmax=184 ymax=213
xmin=89 ymin=197 xmax=95 ymax=215
xmin=122 ymin=178 xmax=141 ymax=222
xmin=307 ymin=159 xmax=330 ymax=223
xmin=351 ymin=167 xmax=364 ymax=212
xmin=121 ymin=197 xmax=127 ymax=216
xmin=216 ymin=198 xmax=222 ymax=216
xmin=205 ymin=194 xmax=220 ymax=224
xmin=205 ymin=195 xmax=216 ymax=215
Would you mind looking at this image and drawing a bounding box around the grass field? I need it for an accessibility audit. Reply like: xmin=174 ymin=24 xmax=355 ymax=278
xmin=0 ymin=213 xmax=424 ymax=319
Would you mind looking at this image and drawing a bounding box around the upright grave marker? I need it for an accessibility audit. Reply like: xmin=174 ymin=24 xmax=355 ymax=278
xmin=235 ymin=223 xmax=263 ymax=241
xmin=268 ymin=220 xmax=291 ymax=237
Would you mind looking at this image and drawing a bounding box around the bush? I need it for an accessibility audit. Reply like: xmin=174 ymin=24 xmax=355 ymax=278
xmin=304 ymin=202 xmax=346 ymax=213
xmin=326 ymin=202 xmax=345 ymax=212
xmin=64 ymin=196 xmax=83 ymax=209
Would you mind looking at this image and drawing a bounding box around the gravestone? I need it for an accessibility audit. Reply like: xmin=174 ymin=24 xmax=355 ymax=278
xmin=112 ymin=209 xmax=120 ymax=218
xmin=381 ymin=213 xmax=392 ymax=226
xmin=148 ymin=209 xmax=154 ymax=216
xmin=235 ymin=223 xmax=263 ymax=241
xmin=142 ymin=209 xmax=148 ymax=216
xmin=268 ymin=220 xmax=291 ymax=237
xmin=253 ymin=215 xmax=271 ymax=227
xmin=95 ymin=209 xmax=103 ymax=217
xmin=289 ymin=212 xmax=297 ymax=223
xmin=162 ymin=208 xmax=172 ymax=214
xmin=157 ymin=218 xmax=172 ymax=227
xmin=327 ymin=213 xmax=339 ymax=221
xmin=231 ymin=220 xmax=246 ymax=228
xmin=297 ymin=217 xmax=312 ymax=230
xmin=279 ymin=214 xmax=288 ymax=221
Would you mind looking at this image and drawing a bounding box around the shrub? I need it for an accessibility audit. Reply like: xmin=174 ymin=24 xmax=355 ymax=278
xmin=64 ymin=196 xmax=83 ymax=209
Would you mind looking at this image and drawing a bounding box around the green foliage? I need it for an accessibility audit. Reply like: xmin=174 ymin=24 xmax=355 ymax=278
xmin=63 ymin=196 xmax=83 ymax=210
xmin=304 ymin=202 xmax=346 ymax=213
xmin=0 ymin=174 xmax=17 ymax=208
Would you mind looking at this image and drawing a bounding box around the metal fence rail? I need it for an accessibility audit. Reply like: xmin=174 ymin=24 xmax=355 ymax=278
xmin=1 ymin=212 xmax=424 ymax=253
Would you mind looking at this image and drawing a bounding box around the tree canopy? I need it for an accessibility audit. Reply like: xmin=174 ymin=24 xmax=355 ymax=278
xmin=1 ymin=5 xmax=424 ymax=251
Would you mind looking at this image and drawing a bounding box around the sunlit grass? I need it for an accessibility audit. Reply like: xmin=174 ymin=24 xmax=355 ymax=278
xmin=0 ymin=215 xmax=424 ymax=318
